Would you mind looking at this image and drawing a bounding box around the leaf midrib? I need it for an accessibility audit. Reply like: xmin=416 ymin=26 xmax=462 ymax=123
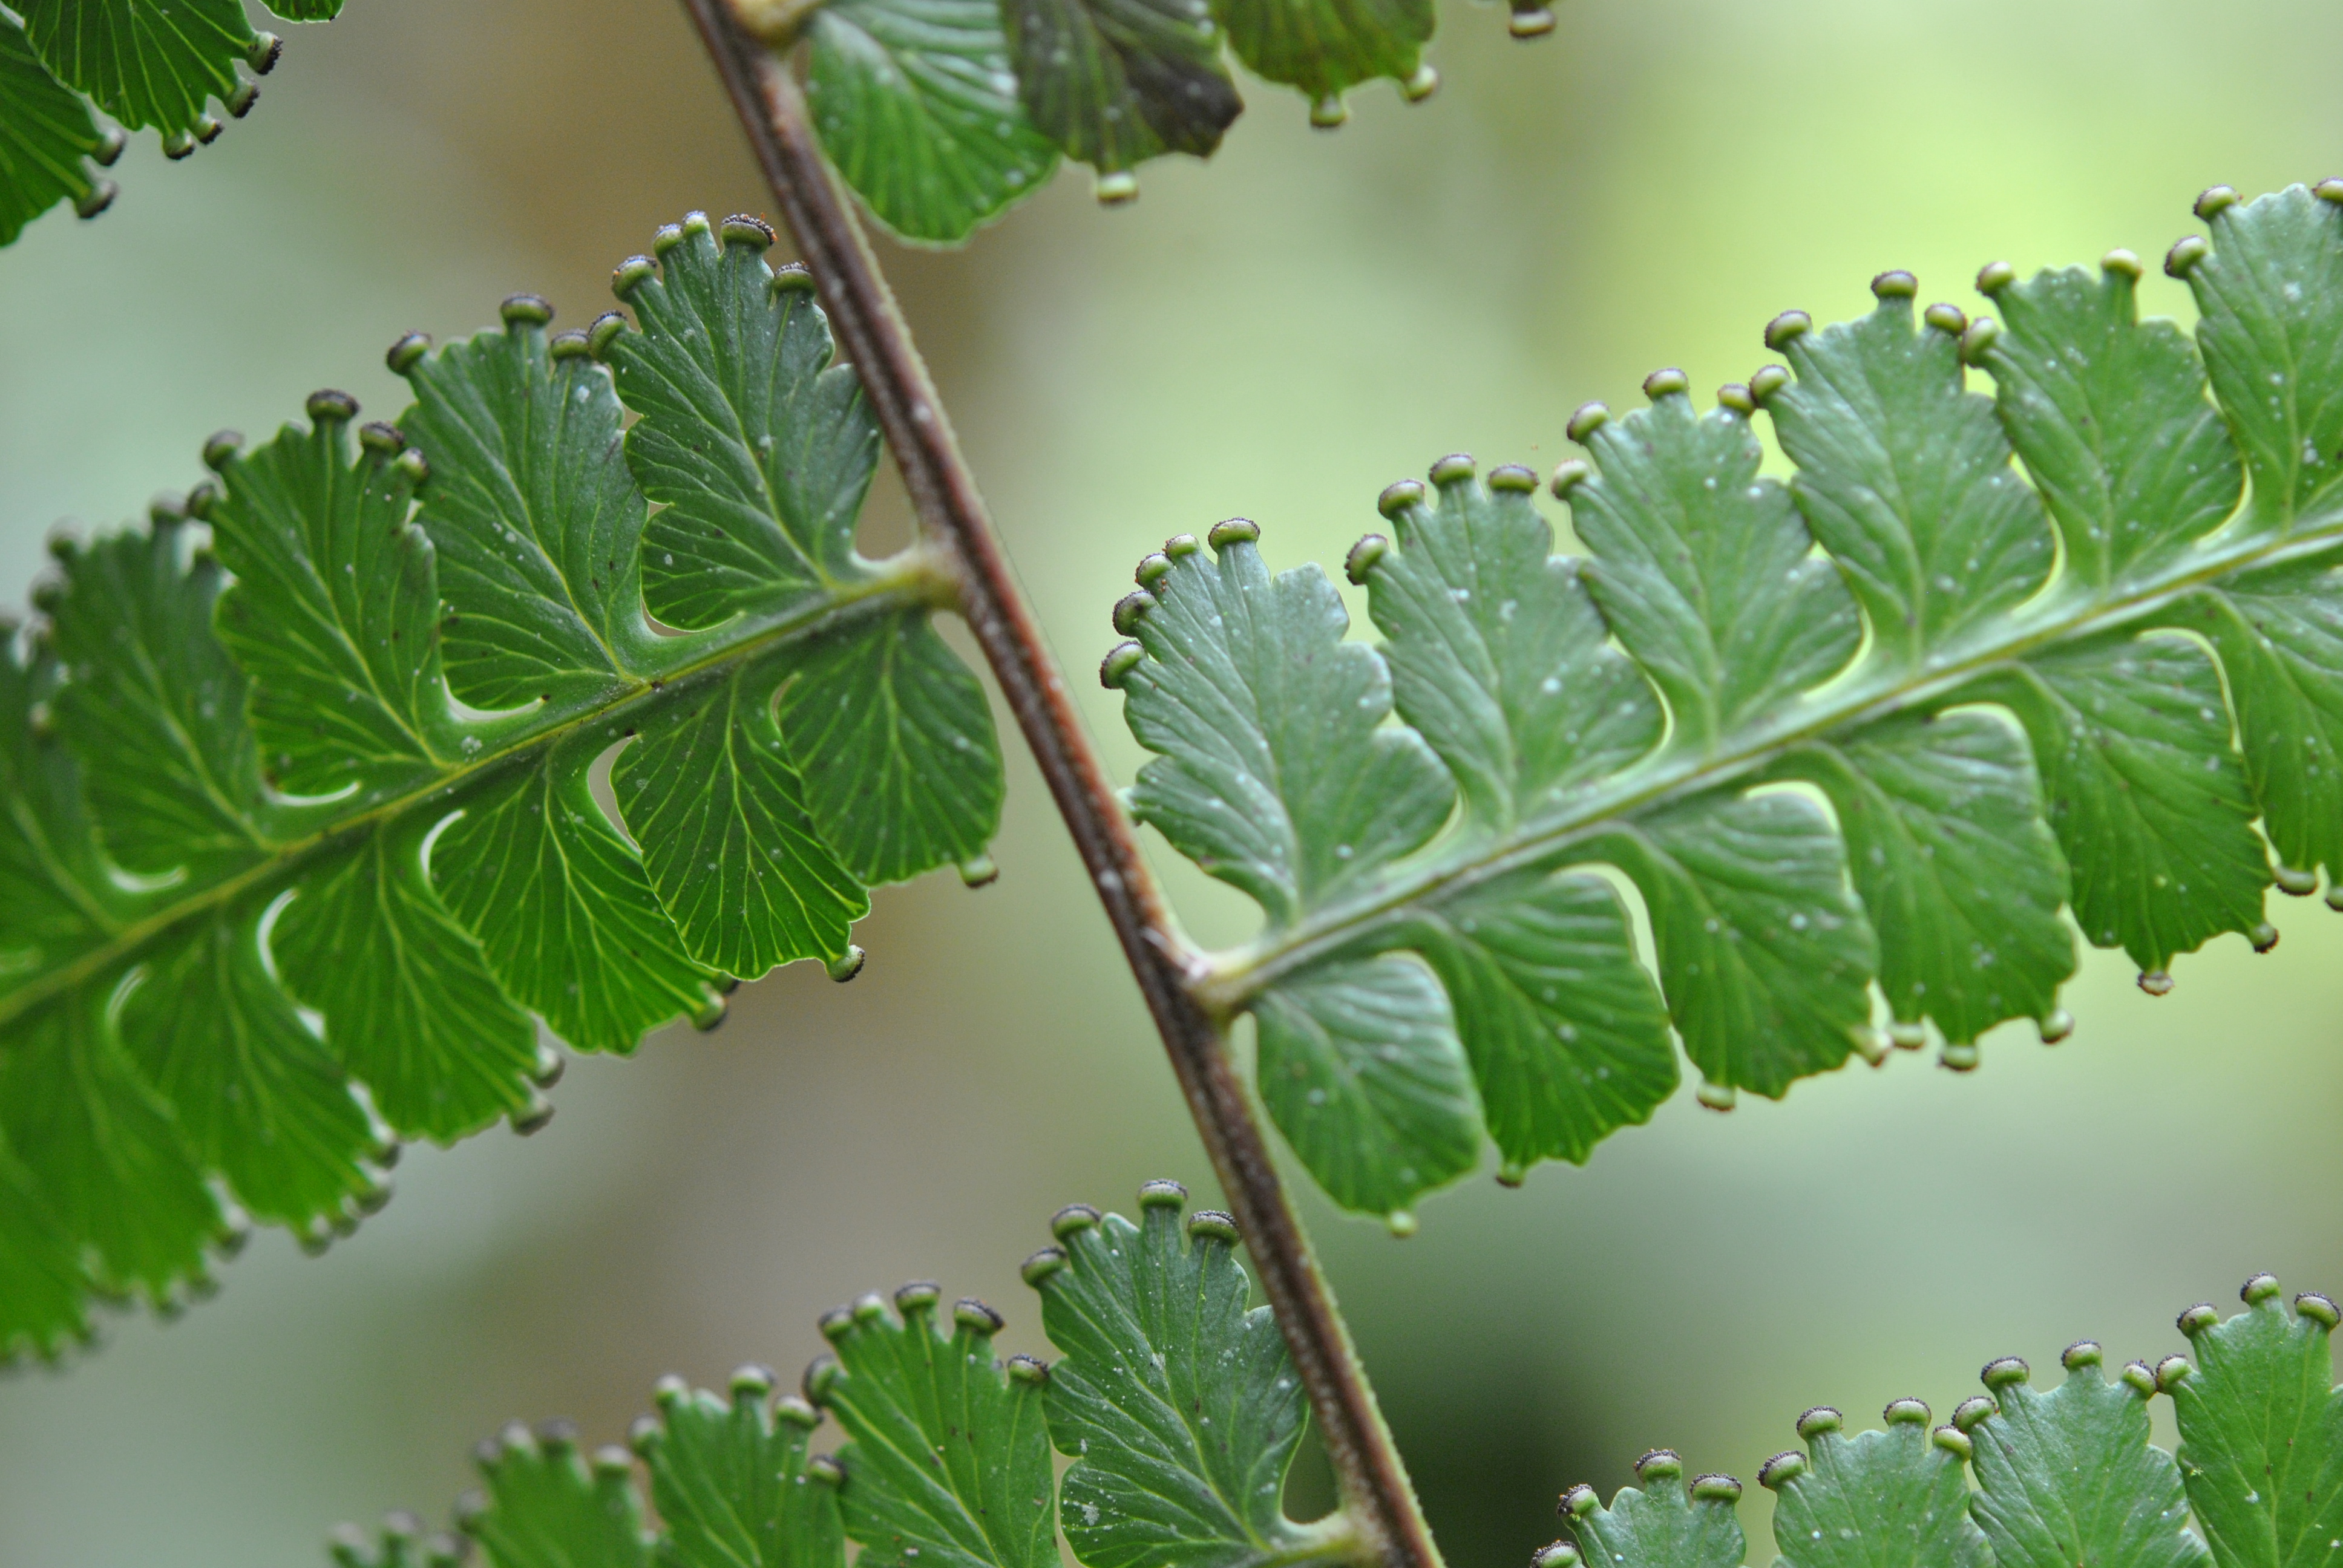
xmin=0 ymin=560 xmax=949 ymax=1034
xmin=1199 ymin=502 xmax=2343 ymax=1014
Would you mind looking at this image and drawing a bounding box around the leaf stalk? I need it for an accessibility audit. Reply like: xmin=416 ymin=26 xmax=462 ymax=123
xmin=671 ymin=4 xmax=1446 ymax=1565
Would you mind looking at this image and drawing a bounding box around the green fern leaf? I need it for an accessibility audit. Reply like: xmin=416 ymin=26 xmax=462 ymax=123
xmin=637 ymin=1367 xmax=845 ymax=1568
xmin=1110 ymin=180 xmax=2343 ymax=1219
xmin=1961 ymin=1345 xmax=2207 ymax=1568
xmin=1211 ymin=0 xmax=1430 ymax=123
xmin=19 ymin=0 xmax=258 ymax=139
xmin=1001 ymin=0 xmax=1240 ymax=193
xmin=2171 ymin=1278 xmax=2343 ymax=1568
xmin=1761 ymin=1402 xmax=1989 ymax=1568
xmin=807 ymin=1284 xmax=1056 ymax=1568
xmin=0 ymin=11 xmax=116 ymax=245
xmin=1556 ymin=1281 xmax=2340 ymax=1568
xmin=1024 ymin=1182 xmax=1343 ymax=1568
xmin=804 ymin=0 xmax=1060 ymax=244
xmin=0 ymin=214 xmax=1003 ymax=1356
xmin=1113 ymin=524 xmax=1477 ymax=1214
xmin=460 ymin=1424 xmax=656 ymax=1568
xmin=603 ymin=222 xmax=1002 ymax=887
xmin=329 ymin=1515 xmax=467 ymax=1568
xmin=1553 ymin=1454 xmax=1746 ymax=1568
xmin=329 ymin=1188 xmax=1333 ymax=1568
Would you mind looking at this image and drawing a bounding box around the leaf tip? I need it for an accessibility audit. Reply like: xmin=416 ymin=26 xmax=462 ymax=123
xmin=1508 ymin=2 xmax=1557 ymax=36
xmin=1795 ymin=1405 xmax=1843 ymax=1440
xmin=1099 ymin=641 xmax=1143 ymax=689
xmin=1762 ymin=312 xmax=1812 ymax=353
xmin=719 ymin=213 xmax=777 ymax=252
xmin=1138 ymin=1177 xmax=1188 ymax=1209
xmin=387 ymin=331 xmax=432 ymax=374
xmin=1634 ymin=1448 xmax=1683 ymax=1482
xmin=1377 ymin=479 xmax=1426 ymax=519
xmin=1641 ymin=367 xmax=1690 ymax=402
xmin=2194 ymin=185 xmax=2241 ymax=222
xmin=951 ymin=1296 xmax=1004 ymax=1336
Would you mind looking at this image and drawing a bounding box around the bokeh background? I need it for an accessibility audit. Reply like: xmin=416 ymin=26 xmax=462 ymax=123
xmin=4 ymin=0 xmax=2342 ymax=1562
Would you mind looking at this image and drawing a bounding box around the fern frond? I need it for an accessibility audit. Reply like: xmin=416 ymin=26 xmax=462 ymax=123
xmin=332 ymin=1186 xmax=1337 ymax=1568
xmin=1543 ymin=1281 xmax=2341 ymax=1568
xmin=1106 ymin=180 xmax=2343 ymax=1222
xmin=0 ymin=213 xmax=1003 ymax=1359
xmin=327 ymin=1251 xmax=2343 ymax=1568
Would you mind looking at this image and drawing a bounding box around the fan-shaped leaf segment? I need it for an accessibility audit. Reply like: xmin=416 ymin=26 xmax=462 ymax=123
xmin=1027 ymin=1181 xmax=1351 ymax=1568
xmin=1542 ymin=1281 xmax=2339 ymax=1568
xmin=772 ymin=0 xmax=1498 ymax=237
xmin=0 ymin=212 xmax=1003 ymax=1361
xmin=330 ymin=1186 xmax=1354 ymax=1568
xmin=1106 ymin=181 xmax=2343 ymax=1223
xmin=0 ymin=0 xmax=344 ymax=244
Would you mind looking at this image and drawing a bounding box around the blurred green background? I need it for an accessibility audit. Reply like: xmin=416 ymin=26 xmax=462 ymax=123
xmin=4 ymin=0 xmax=2342 ymax=1563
